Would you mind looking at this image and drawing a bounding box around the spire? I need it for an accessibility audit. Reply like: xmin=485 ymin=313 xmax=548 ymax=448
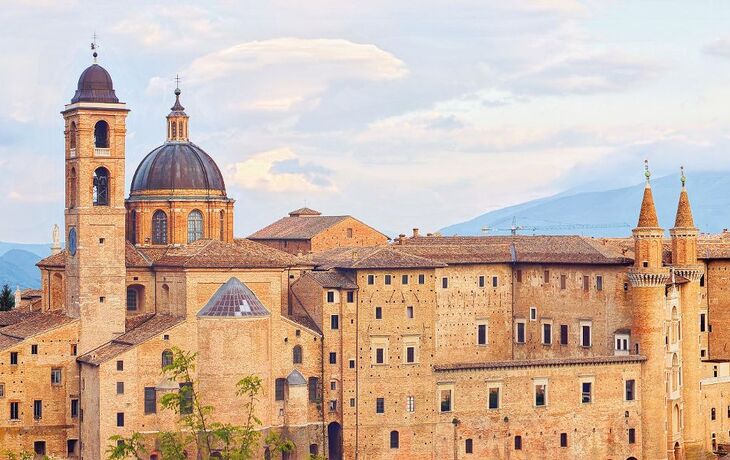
xmin=637 ymin=160 xmax=660 ymax=228
xmin=166 ymin=76 xmax=189 ymax=142
xmin=171 ymin=75 xmax=185 ymax=112
xmin=674 ymin=166 xmax=696 ymax=228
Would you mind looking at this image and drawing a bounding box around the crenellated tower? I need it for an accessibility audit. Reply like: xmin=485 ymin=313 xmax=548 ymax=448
xmin=671 ymin=168 xmax=704 ymax=458
xmin=62 ymin=50 xmax=128 ymax=353
xmin=628 ymin=161 xmax=671 ymax=460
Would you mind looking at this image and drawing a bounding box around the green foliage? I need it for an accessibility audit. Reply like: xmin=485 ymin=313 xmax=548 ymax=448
xmin=106 ymin=433 xmax=147 ymax=460
xmin=108 ymin=347 xmax=298 ymax=460
xmin=0 ymin=284 xmax=14 ymax=311
xmin=4 ymin=452 xmax=57 ymax=460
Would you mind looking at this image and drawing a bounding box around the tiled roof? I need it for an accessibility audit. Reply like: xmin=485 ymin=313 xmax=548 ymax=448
xmin=396 ymin=236 xmax=632 ymax=265
xmin=141 ymin=239 xmax=299 ymax=269
xmin=0 ymin=312 xmax=76 ymax=350
xmin=20 ymin=289 xmax=42 ymax=299
xmin=289 ymin=207 xmax=321 ymax=216
xmin=309 ymin=246 xmax=446 ymax=270
xmin=674 ymin=187 xmax=695 ymax=229
xmin=637 ymin=183 xmax=660 ymax=228
xmin=198 ymin=278 xmax=270 ymax=318
xmin=78 ymin=314 xmax=183 ymax=365
xmin=249 ymin=215 xmax=350 ymax=240
xmin=37 ymin=242 xmax=152 ymax=269
xmin=307 ymin=270 xmax=358 ymax=289
xmin=284 ymin=314 xmax=322 ymax=335
xmin=37 ymin=250 xmax=65 ymax=268
xmin=434 ymin=355 xmax=646 ymax=372
xmin=0 ymin=310 xmax=42 ymax=327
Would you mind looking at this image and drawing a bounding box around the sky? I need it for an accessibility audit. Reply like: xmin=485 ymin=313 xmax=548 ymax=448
xmin=3 ymin=0 xmax=730 ymax=242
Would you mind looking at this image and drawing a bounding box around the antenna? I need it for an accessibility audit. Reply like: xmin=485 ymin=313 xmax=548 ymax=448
xmin=91 ymin=32 xmax=99 ymax=63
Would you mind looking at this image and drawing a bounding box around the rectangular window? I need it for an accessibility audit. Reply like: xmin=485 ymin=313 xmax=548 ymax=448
xmin=9 ymin=401 xmax=19 ymax=420
xmin=116 ymin=381 xmax=124 ymax=395
xmin=440 ymin=388 xmax=453 ymax=412
xmin=542 ymin=323 xmax=552 ymax=345
xmin=330 ymin=381 xmax=337 ymax=390
xmin=543 ymin=270 xmax=550 ymax=284
xmin=51 ymin=368 xmax=62 ymax=385
xmin=530 ymin=307 xmax=537 ymax=321
xmin=350 ymin=398 xmax=356 ymax=407
xmin=71 ymin=399 xmax=79 ymax=418
xmin=406 ymin=306 xmax=414 ymax=319
xmin=560 ymin=325 xmax=568 ymax=345
xmin=492 ymin=276 xmax=498 ymax=287
xmin=144 ymin=388 xmax=156 ymax=414
xmin=346 ymin=227 xmax=353 ymax=238
xmin=514 ymin=435 xmax=522 ymax=450
xmin=581 ymin=382 xmax=592 ymax=404
xmin=442 ymin=277 xmax=449 ymax=289
xmin=402 ymin=274 xmax=409 ymax=285
xmin=465 ymin=438 xmax=473 ymax=454
xmin=560 ymin=433 xmax=568 ymax=448
xmin=477 ymin=323 xmax=488 ymax=345
xmin=534 ymin=380 xmax=547 ymax=407
xmin=349 ymin=359 xmax=355 ymax=369
xmin=31 ymin=344 xmax=38 ymax=355
xmin=376 ymin=397 xmax=385 ymax=414
xmin=488 ymin=386 xmax=500 ymax=409
xmin=33 ymin=400 xmax=42 ymax=420
xmin=179 ymin=382 xmax=193 ymax=415
xmin=615 ymin=334 xmax=629 ymax=353
xmin=10 ymin=352 xmax=18 ymax=365
xmin=406 ymin=396 xmax=415 ymax=412
xmin=418 ymin=274 xmax=425 ymax=284
xmin=375 ymin=307 xmax=382 ymax=320
xmin=628 ymin=428 xmax=636 ymax=444
xmin=625 ymin=379 xmax=635 ymax=401
xmin=516 ymin=321 xmax=526 ymax=344
xmin=406 ymin=346 xmax=416 ymax=363
xmin=346 ymin=291 xmax=354 ymax=303
xmin=560 ymin=275 xmax=567 ymax=290
xmin=308 ymin=377 xmax=320 ymax=402
xmin=326 ymin=291 xmax=335 ymax=303
xmin=583 ymin=276 xmax=590 ymax=291
xmin=581 ymin=323 xmax=592 ymax=347
xmin=34 ymin=441 xmax=46 ymax=456
xmin=701 ymin=313 xmax=707 ymax=333
xmin=116 ymin=360 xmax=123 ymax=371
xmin=367 ymin=274 xmax=375 ymax=285
xmin=328 ymin=400 xmax=337 ymax=412
xmin=596 ymin=276 xmax=603 ymax=291
xmin=71 ymin=344 xmax=77 ymax=356
xmin=116 ymin=412 xmax=125 ymax=427
xmin=516 ymin=270 xmax=522 ymax=283
xmin=330 ymin=315 xmax=339 ymax=330
xmin=0 ymin=383 xmax=3 ymax=398
xmin=376 ymin=348 xmax=384 ymax=364
xmin=385 ymin=275 xmax=392 ymax=285
xmin=329 ymin=352 xmax=337 ymax=364
xmin=478 ymin=276 xmax=485 ymax=288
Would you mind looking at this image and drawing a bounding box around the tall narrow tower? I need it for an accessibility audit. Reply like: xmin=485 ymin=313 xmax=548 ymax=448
xmin=63 ymin=50 xmax=128 ymax=353
xmin=628 ymin=161 xmax=670 ymax=460
xmin=671 ymin=168 xmax=704 ymax=458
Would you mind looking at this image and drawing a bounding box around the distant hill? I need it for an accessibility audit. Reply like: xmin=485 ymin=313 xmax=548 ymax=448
xmin=0 ymin=249 xmax=43 ymax=289
xmin=441 ymin=172 xmax=730 ymax=237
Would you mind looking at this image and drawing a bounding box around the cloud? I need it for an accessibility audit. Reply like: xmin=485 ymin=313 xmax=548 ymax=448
xmin=704 ymin=38 xmax=730 ymax=59
xmin=225 ymin=148 xmax=337 ymax=193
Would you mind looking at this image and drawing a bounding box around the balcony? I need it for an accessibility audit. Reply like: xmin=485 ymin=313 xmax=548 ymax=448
xmin=94 ymin=148 xmax=110 ymax=157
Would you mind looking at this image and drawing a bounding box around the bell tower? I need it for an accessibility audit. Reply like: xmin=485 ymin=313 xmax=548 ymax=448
xmin=63 ymin=48 xmax=128 ymax=353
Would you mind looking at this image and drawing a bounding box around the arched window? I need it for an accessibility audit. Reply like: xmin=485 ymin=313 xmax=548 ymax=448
xmin=69 ymin=122 xmax=77 ymax=150
xmin=162 ymin=350 xmax=174 ymax=368
xmin=263 ymin=448 xmax=271 ymax=460
xmin=178 ymin=121 xmax=183 ymax=138
xmin=171 ymin=121 xmax=177 ymax=139
xmin=309 ymin=444 xmax=319 ymax=456
xmin=293 ymin=345 xmax=303 ymax=364
xmin=94 ymin=120 xmax=109 ymax=148
xmin=219 ymin=210 xmax=225 ymax=241
xmin=129 ymin=211 xmax=137 ymax=245
xmin=69 ymin=167 xmax=77 ymax=209
xmin=187 ymin=210 xmax=203 ymax=243
xmin=390 ymin=431 xmax=399 ymax=449
xmin=93 ymin=167 xmax=110 ymax=206
xmin=126 ymin=287 xmax=138 ymax=311
xmin=152 ymin=210 xmax=168 ymax=245
xmin=308 ymin=377 xmax=320 ymax=402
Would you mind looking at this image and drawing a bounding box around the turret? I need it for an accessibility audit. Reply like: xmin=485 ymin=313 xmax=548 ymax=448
xmin=671 ymin=167 xmax=699 ymax=266
xmin=632 ymin=160 xmax=664 ymax=271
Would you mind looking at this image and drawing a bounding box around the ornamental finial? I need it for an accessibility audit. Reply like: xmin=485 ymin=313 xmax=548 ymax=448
xmin=644 ymin=159 xmax=651 ymax=183
xmin=91 ymin=32 xmax=98 ymax=63
xmin=680 ymin=165 xmax=686 ymax=188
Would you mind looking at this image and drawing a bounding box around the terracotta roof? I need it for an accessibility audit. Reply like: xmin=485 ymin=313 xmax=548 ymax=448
xmin=674 ymin=187 xmax=696 ymax=229
xmin=306 ymin=270 xmax=358 ymax=289
xmin=20 ymin=289 xmax=42 ymax=299
xmin=434 ymin=355 xmax=646 ymax=372
xmin=396 ymin=236 xmax=632 ymax=265
xmin=140 ymin=239 xmax=299 ymax=269
xmin=0 ymin=312 xmax=76 ymax=350
xmin=0 ymin=310 xmax=42 ymax=327
xmin=197 ymin=278 xmax=270 ymax=317
xmin=308 ymin=246 xmax=446 ymax=270
xmin=78 ymin=314 xmax=183 ymax=365
xmin=37 ymin=250 xmax=66 ymax=268
xmin=284 ymin=314 xmax=322 ymax=335
xmin=249 ymin=215 xmax=350 ymax=240
xmin=37 ymin=242 xmax=152 ymax=269
xmin=637 ymin=183 xmax=660 ymax=228
xmin=289 ymin=207 xmax=321 ymax=216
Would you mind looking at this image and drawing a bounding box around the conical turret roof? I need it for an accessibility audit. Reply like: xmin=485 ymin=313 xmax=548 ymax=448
xmin=674 ymin=183 xmax=695 ymax=229
xmin=637 ymin=183 xmax=660 ymax=228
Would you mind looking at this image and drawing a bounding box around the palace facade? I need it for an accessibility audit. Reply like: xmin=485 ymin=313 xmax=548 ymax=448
xmin=2 ymin=57 xmax=730 ymax=460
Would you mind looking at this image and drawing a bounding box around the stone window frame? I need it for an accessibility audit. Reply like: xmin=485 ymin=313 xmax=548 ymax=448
xmin=579 ymin=376 xmax=595 ymax=404
xmin=476 ymin=320 xmax=489 ymax=346
xmin=515 ymin=319 xmax=526 ymax=344
xmin=478 ymin=275 xmax=485 ymax=288
xmin=529 ymin=307 xmax=537 ymax=322
xmin=406 ymin=306 xmax=414 ymax=319
xmin=402 ymin=335 xmax=420 ymax=365
xmin=615 ymin=333 xmax=630 ymax=355
xmin=533 ymin=378 xmax=548 ymax=408
xmin=406 ymin=395 xmax=415 ymax=413
xmin=371 ymin=336 xmax=390 ymax=366
xmin=624 ymin=378 xmax=636 ymax=402
xmin=437 ymin=383 xmax=455 ymax=413
xmin=326 ymin=290 xmax=336 ymax=303
xmin=487 ymin=380 xmax=502 ymax=410
xmin=51 ymin=368 xmax=62 ymax=386
xmin=579 ymin=320 xmax=593 ymax=348
xmin=541 ymin=320 xmax=553 ymax=346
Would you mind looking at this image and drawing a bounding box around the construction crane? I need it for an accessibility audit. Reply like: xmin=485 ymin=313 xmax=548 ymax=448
xmin=481 ymin=217 xmax=631 ymax=236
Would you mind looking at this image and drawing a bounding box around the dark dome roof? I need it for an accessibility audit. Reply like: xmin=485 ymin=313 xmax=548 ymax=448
xmin=130 ymin=142 xmax=226 ymax=194
xmin=71 ymin=64 xmax=119 ymax=103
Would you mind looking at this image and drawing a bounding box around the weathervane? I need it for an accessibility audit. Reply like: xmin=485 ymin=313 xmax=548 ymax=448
xmin=644 ymin=159 xmax=651 ymax=183
xmin=91 ymin=32 xmax=98 ymax=63
xmin=681 ymin=165 xmax=686 ymax=187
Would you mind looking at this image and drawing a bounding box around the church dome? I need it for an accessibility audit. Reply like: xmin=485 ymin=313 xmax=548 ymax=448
xmin=130 ymin=142 xmax=226 ymax=194
xmin=71 ymin=64 xmax=119 ymax=103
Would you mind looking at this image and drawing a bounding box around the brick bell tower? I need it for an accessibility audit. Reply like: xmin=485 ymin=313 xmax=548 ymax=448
xmin=63 ymin=48 xmax=128 ymax=354
xmin=671 ymin=168 xmax=704 ymax=459
xmin=628 ymin=161 xmax=671 ymax=460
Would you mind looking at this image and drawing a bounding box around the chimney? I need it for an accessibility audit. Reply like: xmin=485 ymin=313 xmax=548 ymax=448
xmin=397 ymin=234 xmax=406 ymax=245
xmin=412 ymin=228 xmax=420 ymax=238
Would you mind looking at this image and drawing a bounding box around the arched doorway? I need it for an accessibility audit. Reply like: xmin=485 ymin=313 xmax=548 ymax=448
xmin=328 ymin=421 xmax=342 ymax=460
xmin=674 ymin=442 xmax=682 ymax=460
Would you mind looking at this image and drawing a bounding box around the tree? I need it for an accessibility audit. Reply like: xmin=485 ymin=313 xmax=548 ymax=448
xmin=107 ymin=347 xmax=295 ymax=460
xmin=0 ymin=284 xmax=14 ymax=311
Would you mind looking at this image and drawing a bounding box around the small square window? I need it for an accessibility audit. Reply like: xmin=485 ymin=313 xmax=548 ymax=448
xmin=418 ymin=274 xmax=425 ymax=284
xmin=376 ymin=397 xmax=385 ymax=414
xmin=350 ymin=398 xmax=356 ymax=407
xmin=116 ymin=360 xmax=123 ymax=371
xmin=329 ymin=352 xmax=337 ymax=364
xmin=529 ymin=307 xmax=537 ymax=321
xmin=367 ymin=275 xmax=375 ymax=285
xmin=442 ymin=277 xmax=448 ymax=289
xmin=329 ymin=399 xmax=338 ymax=412
xmin=99 ymin=296 xmax=105 ymax=303
xmin=406 ymin=306 xmax=414 ymax=319
xmin=31 ymin=344 xmax=38 ymax=355
xmin=375 ymin=307 xmax=382 ymax=320
xmin=402 ymin=274 xmax=409 ymax=285
xmin=326 ymin=291 xmax=335 ymax=303
xmin=384 ymin=275 xmax=392 ymax=285
xmin=116 ymin=382 xmax=125 ymax=395
xmin=560 ymin=433 xmax=568 ymax=448
xmin=330 ymin=381 xmax=337 ymax=390
xmin=330 ymin=315 xmax=339 ymax=330
xmin=349 ymin=359 xmax=355 ymax=369
xmin=51 ymin=368 xmax=62 ymax=385
xmin=478 ymin=276 xmax=485 ymax=288
xmin=10 ymin=352 xmax=18 ymax=365
xmin=346 ymin=291 xmax=354 ymax=303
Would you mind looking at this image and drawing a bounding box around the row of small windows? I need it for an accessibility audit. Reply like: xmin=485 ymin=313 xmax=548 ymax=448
xmin=516 ymin=270 xmax=605 ymax=291
xmin=3 ymin=396 xmax=79 ymax=421
xmin=143 ymin=209 xmax=226 ymax=244
xmin=274 ymin=377 xmax=322 ymax=402
xmin=365 ymin=271 xmax=606 ymax=290
xmin=367 ymin=274 xmax=426 ymax=285
xmin=515 ymin=318 xmax=594 ymax=348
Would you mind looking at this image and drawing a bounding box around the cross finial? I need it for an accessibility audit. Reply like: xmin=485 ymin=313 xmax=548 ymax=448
xmin=91 ymin=32 xmax=99 ymax=63
xmin=644 ymin=159 xmax=651 ymax=183
xmin=175 ymin=74 xmax=181 ymax=90
xmin=681 ymin=165 xmax=686 ymax=188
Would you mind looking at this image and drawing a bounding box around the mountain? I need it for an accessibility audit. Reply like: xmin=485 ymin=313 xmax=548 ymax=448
xmin=0 ymin=249 xmax=42 ymax=289
xmin=0 ymin=241 xmax=50 ymax=259
xmin=441 ymin=172 xmax=730 ymax=237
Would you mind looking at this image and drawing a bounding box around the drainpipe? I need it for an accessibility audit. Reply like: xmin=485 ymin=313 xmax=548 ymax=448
xmin=452 ymin=417 xmax=460 ymax=460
